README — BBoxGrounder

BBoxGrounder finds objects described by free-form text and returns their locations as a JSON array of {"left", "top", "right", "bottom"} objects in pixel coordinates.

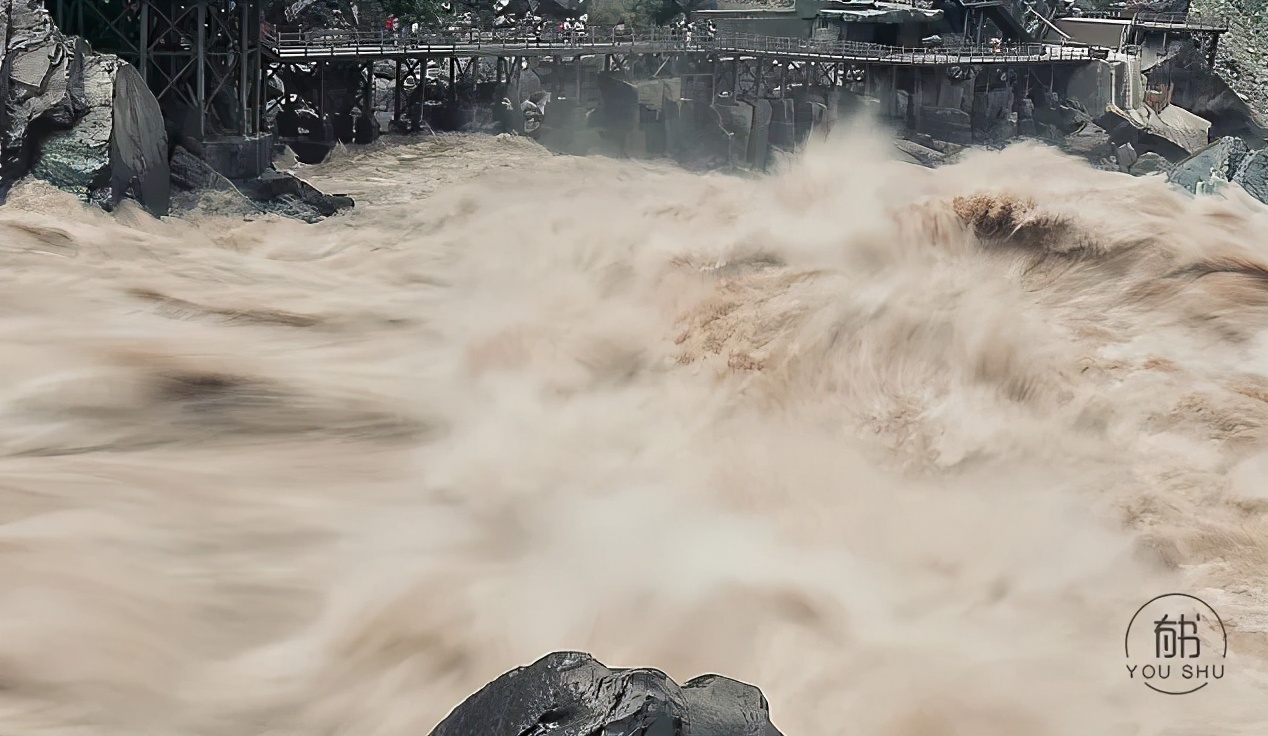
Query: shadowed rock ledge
[{"left": 429, "top": 652, "right": 785, "bottom": 736}]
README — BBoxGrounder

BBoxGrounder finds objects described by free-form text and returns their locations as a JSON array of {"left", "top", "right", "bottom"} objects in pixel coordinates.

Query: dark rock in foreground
[{"left": 429, "top": 652, "right": 784, "bottom": 736}]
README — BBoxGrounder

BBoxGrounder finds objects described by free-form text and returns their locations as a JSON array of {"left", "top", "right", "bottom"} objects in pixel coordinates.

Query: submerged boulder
[
  {"left": 234, "top": 169, "right": 353, "bottom": 223},
  {"left": 428, "top": 652, "right": 783, "bottom": 736}
]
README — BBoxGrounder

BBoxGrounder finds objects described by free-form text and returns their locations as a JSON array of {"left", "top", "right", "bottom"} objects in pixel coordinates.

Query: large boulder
[
  {"left": 1145, "top": 43, "right": 1268, "bottom": 144},
  {"left": 1166, "top": 136, "right": 1268, "bottom": 206},
  {"left": 1093, "top": 101, "right": 1211, "bottom": 161},
  {"left": 108, "top": 61, "right": 169, "bottom": 213},
  {"left": 1167, "top": 135, "right": 1251, "bottom": 194},
  {"left": 428, "top": 652, "right": 783, "bottom": 736},
  {"left": 1231, "top": 149, "right": 1268, "bottom": 205},
  {"left": 1, "top": 0, "right": 169, "bottom": 214}
]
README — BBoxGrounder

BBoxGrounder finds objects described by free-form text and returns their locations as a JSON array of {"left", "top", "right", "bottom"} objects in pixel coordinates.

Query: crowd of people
[{"left": 371, "top": 12, "right": 716, "bottom": 46}]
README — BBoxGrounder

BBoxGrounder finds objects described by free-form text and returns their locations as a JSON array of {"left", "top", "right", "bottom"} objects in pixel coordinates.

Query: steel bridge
[
  {"left": 44, "top": 0, "right": 1142, "bottom": 148},
  {"left": 262, "top": 27, "right": 1107, "bottom": 67}
]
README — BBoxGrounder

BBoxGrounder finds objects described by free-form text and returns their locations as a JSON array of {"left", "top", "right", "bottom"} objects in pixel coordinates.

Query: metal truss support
[
  {"left": 735, "top": 56, "right": 767, "bottom": 101},
  {"left": 605, "top": 54, "right": 629, "bottom": 73},
  {"left": 52, "top": 0, "right": 139, "bottom": 57},
  {"left": 806, "top": 61, "right": 840, "bottom": 88},
  {"left": 711, "top": 55, "right": 736, "bottom": 102},
  {"left": 389, "top": 58, "right": 432, "bottom": 125},
  {"left": 51, "top": 0, "right": 263, "bottom": 140}
]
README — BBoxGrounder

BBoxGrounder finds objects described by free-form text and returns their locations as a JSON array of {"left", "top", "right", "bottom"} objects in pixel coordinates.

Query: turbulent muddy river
[{"left": 2, "top": 131, "right": 1268, "bottom": 734}]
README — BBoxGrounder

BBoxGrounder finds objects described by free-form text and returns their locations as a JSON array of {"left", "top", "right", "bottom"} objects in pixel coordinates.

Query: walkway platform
[{"left": 263, "top": 29, "right": 1107, "bottom": 66}]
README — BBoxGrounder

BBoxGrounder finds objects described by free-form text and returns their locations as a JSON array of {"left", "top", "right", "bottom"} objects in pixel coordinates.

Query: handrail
[
  {"left": 709, "top": 31, "right": 1104, "bottom": 61},
  {"left": 1133, "top": 10, "right": 1228, "bottom": 28},
  {"left": 261, "top": 26, "right": 1131, "bottom": 63},
  {"left": 1063, "top": 8, "right": 1228, "bottom": 29},
  {"left": 264, "top": 26, "right": 693, "bottom": 54}
]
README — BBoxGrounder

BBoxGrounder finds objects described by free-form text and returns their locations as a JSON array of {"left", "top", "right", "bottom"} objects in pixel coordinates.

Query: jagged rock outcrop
[
  {"left": 168, "top": 144, "right": 355, "bottom": 222},
  {"left": 234, "top": 169, "right": 354, "bottom": 223},
  {"left": 1, "top": 0, "right": 169, "bottom": 214},
  {"left": 1130, "top": 151, "right": 1175, "bottom": 175},
  {"left": 1093, "top": 102, "right": 1212, "bottom": 160},
  {"left": 170, "top": 144, "right": 238, "bottom": 193},
  {"left": 1145, "top": 42, "right": 1268, "bottom": 144},
  {"left": 268, "top": 0, "right": 362, "bottom": 30},
  {"left": 1167, "top": 135, "right": 1268, "bottom": 204},
  {"left": 429, "top": 652, "right": 784, "bottom": 736},
  {"left": 0, "top": 0, "right": 80, "bottom": 189},
  {"left": 104, "top": 60, "right": 169, "bottom": 213}
]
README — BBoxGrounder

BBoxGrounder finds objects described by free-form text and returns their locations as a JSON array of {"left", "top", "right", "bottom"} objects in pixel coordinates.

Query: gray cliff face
[
  {"left": 1190, "top": 0, "right": 1268, "bottom": 114},
  {"left": 0, "top": 0, "right": 170, "bottom": 215}
]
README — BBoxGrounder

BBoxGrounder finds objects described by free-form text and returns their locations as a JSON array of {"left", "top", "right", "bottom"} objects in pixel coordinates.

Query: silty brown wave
[{"left": 2, "top": 129, "right": 1268, "bottom": 736}]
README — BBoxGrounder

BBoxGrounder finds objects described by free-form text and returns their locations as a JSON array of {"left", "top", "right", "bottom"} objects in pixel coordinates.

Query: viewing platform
[{"left": 262, "top": 28, "right": 1115, "bottom": 66}]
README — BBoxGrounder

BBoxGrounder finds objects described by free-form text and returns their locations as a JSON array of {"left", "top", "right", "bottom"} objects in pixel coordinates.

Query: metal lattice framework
[{"left": 50, "top": 0, "right": 263, "bottom": 140}]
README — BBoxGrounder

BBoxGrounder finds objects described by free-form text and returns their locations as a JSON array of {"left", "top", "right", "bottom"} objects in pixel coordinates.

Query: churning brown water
[{"left": 3, "top": 129, "right": 1268, "bottom": 735}]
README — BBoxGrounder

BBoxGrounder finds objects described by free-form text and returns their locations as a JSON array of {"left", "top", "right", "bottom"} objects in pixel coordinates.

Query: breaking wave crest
[{"left": 2, "top": 129, "right": 1268, "bottom": 735}]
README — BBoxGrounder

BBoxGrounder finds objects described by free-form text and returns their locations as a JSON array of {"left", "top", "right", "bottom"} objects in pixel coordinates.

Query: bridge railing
[
  {"left": 1132, "top": 10, "right": 1228, "bottom": 28},
  {"left": 261, "top": 25, "right": 1129, "bottom": 64},
  {"left": 710, "top": 31, "right": 1101, "bottom": 62},
  {"left": 1064, "top": 8, "right": 1228, "bottom": 29},
  {"left": 263, "top": 26, "right": 693, "bottom": 55}
]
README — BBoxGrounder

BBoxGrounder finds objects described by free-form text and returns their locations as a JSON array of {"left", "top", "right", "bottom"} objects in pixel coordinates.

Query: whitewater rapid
[{"left": 1, "top": 130, "right": 1267, "bottom": 735}]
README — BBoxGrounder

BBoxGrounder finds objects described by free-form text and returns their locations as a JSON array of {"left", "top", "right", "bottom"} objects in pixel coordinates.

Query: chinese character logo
[
  {"left": 1154, "top": 613, "right": 1202, "bottom": 659},
  {"left": 1126, "top": 594, "right": 1227, "bottom": 695}
]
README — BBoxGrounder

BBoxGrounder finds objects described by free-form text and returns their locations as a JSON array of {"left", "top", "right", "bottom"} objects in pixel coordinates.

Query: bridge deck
[
  {"left": 264, "top": 30, "right": 1107, "bottom": 66},
  {"left": 1074, "top": 9, "right": 1229, "bottom": 32},
  {"left": 1133, "top": 19, "right": 1228, "bottom": 32}
]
